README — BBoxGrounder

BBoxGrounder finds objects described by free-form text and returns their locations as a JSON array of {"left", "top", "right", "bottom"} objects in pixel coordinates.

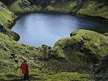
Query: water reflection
[{"left": 12, "top": 13, "right": 108, "bottom": 46}]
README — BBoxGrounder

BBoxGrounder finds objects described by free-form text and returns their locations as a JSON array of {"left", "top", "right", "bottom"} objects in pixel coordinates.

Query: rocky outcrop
[{"left": 52, "top": 29, "right": 108, "bottom": 72}]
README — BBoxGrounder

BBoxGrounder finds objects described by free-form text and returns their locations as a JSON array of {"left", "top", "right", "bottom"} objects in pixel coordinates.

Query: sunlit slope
[
  {"left": 0, "top": 2, "right": 15, "bottom": 28},
  {"left": 0, "top": 31, "right": 92, "bottom": 81},
  {"left": 8, "top": 0, "right": 108, "bottom": 19}
]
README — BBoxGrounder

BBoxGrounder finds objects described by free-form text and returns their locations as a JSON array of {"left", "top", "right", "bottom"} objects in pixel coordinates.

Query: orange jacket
[{"left": 20, "top": 63, "right": 29, "bottom": 74}]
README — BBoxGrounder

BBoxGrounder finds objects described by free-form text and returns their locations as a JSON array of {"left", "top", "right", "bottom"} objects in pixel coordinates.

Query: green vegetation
[
  {"left": 0, "top": 0, "right": 108, "bottom": 81},
  {"left": 0, "top": 2, "right": 15, "bottom": 28},
  {"left": 8, "top": 0, "right": 108, "bottom": 19},
  {"left": 9, "top": 0, "right": 41, "bottom": 14},
  {"left": 9, "top": 0, "right": 77, "bottom": 14},
  {"left": 0, "top": 30, "right": 94, "bottom": 81},
  {"left": 45, "top": 72, "right": 91, "bottom": 81},
  {"left": 0, "top": 72, "right": 91, "bottom": 81},
  {"left": 0, "top": 29, "right": 107, "bottom": 81},
  {"left": 52, "top": 29, "right": 108, "bottom": 74},
  {"left": 54, "top": 29, "right": 108, "bottom": 59},
  {"left": 79, "top": 0, "right": 108, "bottom": 19}
]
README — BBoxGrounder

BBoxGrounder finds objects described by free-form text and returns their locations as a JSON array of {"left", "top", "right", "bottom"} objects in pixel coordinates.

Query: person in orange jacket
[{"left": 20, "top": 60, "right": 29, "bottom": 80}]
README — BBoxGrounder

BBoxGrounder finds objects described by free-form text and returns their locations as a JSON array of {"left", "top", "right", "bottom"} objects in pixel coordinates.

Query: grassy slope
[
  {"left": 0, "top": 32, "right": 92, "bottom": 81},
  {"left": 0, "top": 2, "right": 16, "bottom": 28},
  {"left": 0, "top": 29, "right": 107, "bottom": 81},
  {"left": 79, "top": 0, "right": 108, "bottom": 19},
  {"left": 54, "top": 29, "right": 108, "bottom": 59},
  {"left": 9, "top": 0, "right": 76, "bottom": 13},
  {"left": 0, "top": 1, "right": 19, "bottom": 41},
  {"left": 9, "top": 0, "right": 108, "bottom": 19},
  {"left": 9, "top": 0, "right": 41, "bottom": 14}
]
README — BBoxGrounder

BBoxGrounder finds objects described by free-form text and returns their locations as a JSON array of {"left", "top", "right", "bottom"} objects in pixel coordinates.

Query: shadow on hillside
[{"left": 0, "top": 74, "right": 42, "bottom": 81}]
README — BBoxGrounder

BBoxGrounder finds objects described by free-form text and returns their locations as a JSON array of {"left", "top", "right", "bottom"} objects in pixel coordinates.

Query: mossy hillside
[
  {"left": 53, "top": 29, "right": 108, "bottom": 64},
  {"left": 45, "top": 72, "right": 91, "bottom": 81},
  {"left": 0, "top": 1, "right": 16, "bottom": 28},
  {"left": 47, "top": 0, "right": 108, "bottom": 19},
  {"left": 46, "top": 0, "right": 76, "bottom": 12},
  {"left": 9, "top": 0, "right": 108, "bottom": 19},
  {"left": 0, "top": 32, "right": 44, "bottom": 72},
  {"left": 0, "top": 72, "right": 91, "bottom": 81},
  {"left": 78, "top": 0, "right": 108, "bottom": 19},
  {"left": 0, "top": 32, "right": 93, "bottom": 81},
  {"left": 9, "top": 0, "right": 41, "bottom": 14},
  {"left": 41, "top": 29, "right": 108, "bottom": 73},
  {"left": 9, "top": 0, "right": 76, "bottom": 13},
  {"left": 45, "top": 0, "right": 108, "bottom": 19}
]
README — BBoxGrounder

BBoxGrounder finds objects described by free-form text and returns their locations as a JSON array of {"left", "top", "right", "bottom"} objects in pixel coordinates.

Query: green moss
[
  {"left": 0, "top": 33, "right": 43, "bottom": 72},
  {"left": 9, "top": 0, "right": 77, "bottom": 13},
  {"left": 46, "top": 0, "right": 76, "bottom": 12},
  {"left": 9, "top": 0, "right": 108, "bottom": 19},
  {"left": 0, "top": 72, "right": 91, "bottom": 81},
  {"left": 78, "top": 0, "right": 108, "bottom": 19},
  {"left": 0, "top": 32, "right": 94, "bottom": 81},
  {"left": 54, "top": 29, "right": 108, "bottom": 62},
  {"left": 0, "top": 32, "right": 92, "bottom": 81},
  {"left": 0, "top": 2, "right": 16, "bottom": 28},
  {"left": 46, "top": 72, "right": 91, "bottom": 81},
  {"left": 9, "top": 0, "right": 41, "bottom": 14}
]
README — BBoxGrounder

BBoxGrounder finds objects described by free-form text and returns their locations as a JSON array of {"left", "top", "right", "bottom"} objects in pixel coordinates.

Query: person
[{"left": 20, "top": 60, "right": 29, "bottom": 80}]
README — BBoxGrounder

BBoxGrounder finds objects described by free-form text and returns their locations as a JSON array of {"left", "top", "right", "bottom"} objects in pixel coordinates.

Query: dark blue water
[{"left": 12, "top": 13, "right": 108, "bottom": 46}]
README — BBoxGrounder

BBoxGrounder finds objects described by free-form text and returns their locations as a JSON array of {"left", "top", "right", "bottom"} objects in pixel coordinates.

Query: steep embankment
[
  {"left": 54, "top": 29, "right": 108, "bottom": 58},
  {"left": 0, "top": 1, "right": 15, "bottom": 28},
  {"left": 52, "top": 29, "right": 108, "bottom": 71},
  {"left": 78, "top": 0, "right": 108, "bottom": 19},
  {"left": 0, "top": 1, "right": 19, "bottom": 41},
  {"left": 8, "top": 0, "right": 108, "bottom": 19}
]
